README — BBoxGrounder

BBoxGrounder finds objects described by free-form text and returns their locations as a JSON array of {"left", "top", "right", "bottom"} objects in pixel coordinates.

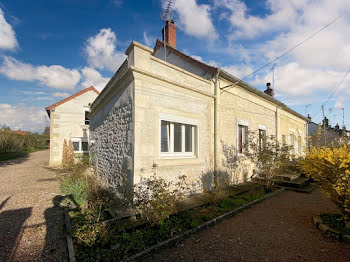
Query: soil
[
  {"left": 143, "top": 190, "right": 350, "bottom": 262},
  {"left": 0, "top": 150, "right": 68, "bottom": 261}
]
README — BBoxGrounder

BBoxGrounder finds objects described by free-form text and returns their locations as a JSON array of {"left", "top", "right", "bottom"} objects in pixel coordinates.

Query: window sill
[{"left": 157, "top": 157, "right": 202, "bottom": 167}]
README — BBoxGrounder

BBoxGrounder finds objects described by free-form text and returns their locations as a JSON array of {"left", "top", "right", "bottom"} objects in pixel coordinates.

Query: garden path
[
  {"left": 0, "top": 150, "right": 67, "bottom": 261},
  {"left": 144, "top": 190, "right": 350, "bottom": 262}
]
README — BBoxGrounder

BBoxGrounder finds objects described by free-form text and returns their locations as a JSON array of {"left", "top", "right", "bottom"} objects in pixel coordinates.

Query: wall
[
  {"left": 49, "top": 90, "right": 98, "bottom": 166},
  {"left": 89, "top": 75, "right": 134, "bottom": 193}
]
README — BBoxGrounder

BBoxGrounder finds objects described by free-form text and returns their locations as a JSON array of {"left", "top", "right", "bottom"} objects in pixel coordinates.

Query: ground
[
  {"left": 0, "top": 150, "right": 68, "bottom": 262},
  {"left": 143, "top": 190, "right": 350, "bottom": 262}
]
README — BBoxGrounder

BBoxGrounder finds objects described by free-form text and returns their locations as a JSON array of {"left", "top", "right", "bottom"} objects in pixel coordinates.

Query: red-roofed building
[{"left": 45, "top": 86, "right": 100, "bottom": 166}]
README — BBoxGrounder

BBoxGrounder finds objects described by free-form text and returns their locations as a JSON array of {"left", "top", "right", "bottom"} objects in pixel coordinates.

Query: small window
[
  {"left": 238, "top": 124, "right": 248, "bottom": 153},
  {"left": 259, "top": 129, "right": 266, "bottom": 151},
  {"left": 160, "top": 119, "right": 197, "bottom": 157},
  {"left": 82, "top": 142, "right": 89, "bottom": 152},
  {"left": 290, "top": 132, "right": 295, "bottom": 154},
  {"left": 298, "top": 135, "right": 301, "bottom": 154},
  {"left": 282, "top": 135, "right": 286, "bottom": 147},
  {"left": 85, "top": 110, "right": 90, "bottom": 125},
  {"left": 73, "top": 142, "right": 80, "bottom": 152}
]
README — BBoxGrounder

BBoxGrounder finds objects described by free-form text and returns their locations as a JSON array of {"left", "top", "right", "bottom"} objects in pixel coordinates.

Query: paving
[
  {"left": 0, "top": 150, "right": 68, "bottom": 262},
  {"left": 143, "top": 190, "right": 350, "bottom": 262}
]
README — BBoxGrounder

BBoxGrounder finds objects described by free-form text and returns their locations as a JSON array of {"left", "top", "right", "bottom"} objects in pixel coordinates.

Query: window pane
[
  {"left": 238, "top": 125, "right": 243, "bottom": 153},
  {"left": 161, "top": 121, "right": 170, "bottom": 152},
  {"left": 185, "top": 125, "right": 192, "bottom": 152},
  {"left": 85, "top": 111, "right": 89, "bottom": 125},
  {"left": 82, "top": 142, "right": 89, "bottom": 152},
  {"left": 174, "top": 123, "right": 182, "bottom": 152},
  {"left": 73, "top": 142, "right": 79, "bottom": 151}
]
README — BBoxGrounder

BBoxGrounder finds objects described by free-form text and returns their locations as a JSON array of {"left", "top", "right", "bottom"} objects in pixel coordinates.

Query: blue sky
[{"left": 0, "top": 0, "right": 350, "bottom": 132}]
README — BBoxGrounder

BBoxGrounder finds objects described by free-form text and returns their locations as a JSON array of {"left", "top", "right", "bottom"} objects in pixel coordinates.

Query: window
[
  {"left": 298, "top": 135, "right": 301, "bottom": 154},
  {"left": 73, "top": 142, "right": 80, "bottom": 152},
  {"left": 259, "top": 129, "right": 266, "bottom": 151},
  {"left": 282, "top": 135, "right": 286, "bottom": 147},
  {"left": 71, "top": 138, "right": 89, "bottom": 153},
  {"left": 84, "top": 110, "right": 90, "bottom": 125},
  {"left": 238, "top": 124, "right": 249, "bottom": 153},
  {"left": 160, "top": 117, "right": 197, "bottom": 158},
  {"left": 290, "top": 132, "right": 294, "bottom": 154}
]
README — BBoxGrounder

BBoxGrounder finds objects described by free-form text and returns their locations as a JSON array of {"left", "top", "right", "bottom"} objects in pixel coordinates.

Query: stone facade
[{"left": 89, "top": 41, "right": 307, "bottom": 193}]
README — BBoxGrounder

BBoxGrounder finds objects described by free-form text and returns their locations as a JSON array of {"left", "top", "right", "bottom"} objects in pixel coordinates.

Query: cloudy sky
[{"left": 0, "top": 0, "right": 350, "bottom": 132}]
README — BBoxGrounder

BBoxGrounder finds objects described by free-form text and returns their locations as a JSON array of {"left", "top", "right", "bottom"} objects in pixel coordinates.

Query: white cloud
[
  {"left": 222, "top": 64, "right": 254, "bottom": 79},
  {"left": 81, "top": 67, "right": 110, "bottom": 91},
  {"left": 143, "top": 31, "right": 155, "bottom": 47},
  {"left": 0, "top": 103, "right": 49, "bottom": 132},
  {"left": 111, "top": 0, "right": 123, "bottom": 7},
  {"left": 172, "top": 0, "right": 217, "bottom": 40},
  {"left": 52, "top": 92, "right": 70, "bottom": 98},
  {"left": 0, "top": 56, "right": 81, "bottom": 89},
  {"left": 0, "top": 8, "right": 18, "bottom": 50},
  {"left": 85, "top": 28, "right": 126, "bottom": 72}
]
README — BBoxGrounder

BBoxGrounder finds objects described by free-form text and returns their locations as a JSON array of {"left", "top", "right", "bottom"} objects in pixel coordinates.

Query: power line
[{"left": 221, "top": 15, "right": 342, "bottom": 91}]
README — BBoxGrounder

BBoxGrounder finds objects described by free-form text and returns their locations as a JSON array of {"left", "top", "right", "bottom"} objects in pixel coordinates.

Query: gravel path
[
  {"left": 0, "top": 150, "right": 68, "bottom": 262},
  {"left": 144, "top": 190, "right": 350, "bottom": 262}
]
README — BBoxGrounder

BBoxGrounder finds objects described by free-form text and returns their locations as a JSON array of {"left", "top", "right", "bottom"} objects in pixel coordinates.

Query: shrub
[
  {"left": 134, "top": 168, "right": 190, "bottom": 225},
  {"left": 60, "top": 173, "right": 88, "bottom": 208},
  {"left": 299, "top": 144, "right": 350, "bottom": 228}
]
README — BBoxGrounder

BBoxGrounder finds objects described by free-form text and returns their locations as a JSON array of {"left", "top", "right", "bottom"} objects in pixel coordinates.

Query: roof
[
  {"left": 12, "top": 130, "right": 30, "bottom": 135},
  {"left": 154, "top": 40, "right": 218, "bottom": 75},
  {"left": 45, "top": 86, "right": 100, "bottom": 112},
  {"left": 153, "top": 40, "right": 307, "bottom": 122}
]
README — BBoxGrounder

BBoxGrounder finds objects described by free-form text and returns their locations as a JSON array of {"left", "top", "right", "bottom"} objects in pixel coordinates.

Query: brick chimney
[
  {"left": 322, "top": 117, "right": 329, "bottom": 128},
  {"left": 264, "top": 82, "right": 274, "bottom": 97},
  {"left": 162, "top": 20, "right": 177, "bottom": 48}
]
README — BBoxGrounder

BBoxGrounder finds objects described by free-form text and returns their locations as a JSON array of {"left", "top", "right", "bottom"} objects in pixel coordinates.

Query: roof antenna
[{"left": 161, "top": 0, "right": 174, "bottom": 62}]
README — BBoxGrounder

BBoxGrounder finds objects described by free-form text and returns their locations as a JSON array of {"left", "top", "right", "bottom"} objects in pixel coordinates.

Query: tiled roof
[{"left": 45, "top": 86, "right": 100, "bottom": 111}]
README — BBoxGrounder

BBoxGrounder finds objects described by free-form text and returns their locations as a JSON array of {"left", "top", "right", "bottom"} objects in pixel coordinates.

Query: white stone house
[
  {"left": 45, "top": 86, "right": 100, "bottom": 167},
  {"left": 89, "top": 21, "right": 308, "bottom": 192}
]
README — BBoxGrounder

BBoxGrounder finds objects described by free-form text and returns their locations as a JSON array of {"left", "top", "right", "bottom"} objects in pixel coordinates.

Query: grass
[
  {"left": 320, "top": 214, "right": 350, "bottom": 235},
  {"left": 0, "top": 148, "right": 43, "bottom": 162},
  {"left": 70, "top": 186, "right": 271, "bottom": 261}
]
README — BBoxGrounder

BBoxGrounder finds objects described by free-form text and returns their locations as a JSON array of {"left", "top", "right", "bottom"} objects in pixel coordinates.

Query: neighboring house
[
  {"left": 45, "top": 86, "right": 100, "bottom": 167},
  {"left": 12, "top": 130, "right": 31, "bottom": 136},
  {"left": 89, "top": 21, "right": 308, "bottom": 192},
  {"left": 308, "top": 116, "right": 350, "bottom": 146}
]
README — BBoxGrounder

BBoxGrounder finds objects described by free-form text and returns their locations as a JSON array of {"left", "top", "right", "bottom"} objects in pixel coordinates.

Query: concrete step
[
  {"left": 277, "top": 184, "right": 316, "bottom": 194},
  {"left": 275, "top": 173, "right": 300, "bottom": 181},
  {"left": 277, "top": 177, "right": 311, "bottom": 188}
]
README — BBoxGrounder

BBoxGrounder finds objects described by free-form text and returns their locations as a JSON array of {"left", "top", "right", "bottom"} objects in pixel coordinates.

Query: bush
[
  {"left": 0, "top": 129, "right": 47, "bottom": 153},
  {"left": 134, "top": 169, "right": 190, "bottom": 225},
  {"left": 60, "top": 173, "right": 88, "bottom": 208},
  {"left": 299, "top": 144, "right": 350, "bottom": 228}
]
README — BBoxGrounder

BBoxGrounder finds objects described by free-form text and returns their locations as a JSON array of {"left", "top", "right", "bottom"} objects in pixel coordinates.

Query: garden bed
[
  {"left": 68, "top": 186, "right": 284, "bottom": 261},
  {"left": 313, "top": 213, "right": 350, "bottom": 243}
]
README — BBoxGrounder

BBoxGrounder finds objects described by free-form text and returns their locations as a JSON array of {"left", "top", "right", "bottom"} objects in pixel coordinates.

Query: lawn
[{"left": 0, "top": 152, "right": 28, "bottom": 162}]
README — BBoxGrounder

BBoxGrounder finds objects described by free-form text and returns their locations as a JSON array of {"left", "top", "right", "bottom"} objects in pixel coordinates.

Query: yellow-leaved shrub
[{"left": 299, "top": 144, "right": 350, "bottom": 228}]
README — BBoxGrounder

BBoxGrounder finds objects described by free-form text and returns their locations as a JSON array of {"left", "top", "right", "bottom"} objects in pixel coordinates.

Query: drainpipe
[
  {"left": 214, "top": 69, "right": 220, "bottom": 183},
  {"left": 275, "top": 106, "right": 279, "bottom": 144}
]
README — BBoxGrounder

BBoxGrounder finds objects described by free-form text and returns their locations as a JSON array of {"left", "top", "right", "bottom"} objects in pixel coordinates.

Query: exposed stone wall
[{"left": 90, "top": 83, "right": 134, "bottom": 192}]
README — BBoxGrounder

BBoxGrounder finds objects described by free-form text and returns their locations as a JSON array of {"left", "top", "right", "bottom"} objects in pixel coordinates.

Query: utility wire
[
  {"left": 221, "top": 15, "right": 342, "bottom": 91},
  {"left": 312, "top": 68, "right": 350, "bottom": 120}
]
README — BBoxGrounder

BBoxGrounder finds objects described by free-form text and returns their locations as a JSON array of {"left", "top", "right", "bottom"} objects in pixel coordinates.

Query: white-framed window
[
  {"left": 71, "top": 137, "right": 89, "bottom": 153},
  {"left": 290, "top": 131, "right": 295, "bottom": 154},
  {"left": 282, "top": 134, "right": 286, "bottom": 147},
  {"left": 84, "top": 108, "right": 90, "bottom": 125},
  {"left": 159, "top": 114, "right": 198, "bottom": 158},
  {"left": 258, "top": 125, "right": 266, "bottom": 152},
  {"left": 237, "top": 119, "right": 249, "bottom": 154}
]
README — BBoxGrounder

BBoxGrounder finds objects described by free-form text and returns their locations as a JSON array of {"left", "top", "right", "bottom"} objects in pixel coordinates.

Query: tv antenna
[{"left": 161, "top": 0, "right": 174, "bottom": 62}]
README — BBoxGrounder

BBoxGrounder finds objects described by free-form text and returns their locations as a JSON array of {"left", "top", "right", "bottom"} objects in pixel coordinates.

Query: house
[
  {"left": 89, "top": 21, "right": 308, "bottom": 192},
  {"left": 308, "top": 116, "right": 350, "bottom": 146},
  {"left": 45, "top": 86, "right": 100, "bottom": 167}
]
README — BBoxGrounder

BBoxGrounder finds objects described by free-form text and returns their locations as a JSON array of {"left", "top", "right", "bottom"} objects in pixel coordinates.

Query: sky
[{"left": 0, "top": 0, "right": 350, "bottom": 133}]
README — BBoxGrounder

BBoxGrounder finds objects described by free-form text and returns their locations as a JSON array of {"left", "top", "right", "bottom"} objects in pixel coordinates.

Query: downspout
[
  {"left": 275, "top": 106, "right": 279, "bottom": 144},
  {"left": 214, "top": 69, "right": 220, "bottom": 183}
]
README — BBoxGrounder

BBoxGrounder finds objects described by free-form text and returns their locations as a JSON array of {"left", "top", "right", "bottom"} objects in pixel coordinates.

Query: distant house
[
  {"left": 89, "top": 21, "right": 308, "bottom": 192},
  {"left": 12, "top": 130, "right": 31, "bottom": 136},
  {"left": 45, "top": 86, "right": 100, "bottom": 167}
]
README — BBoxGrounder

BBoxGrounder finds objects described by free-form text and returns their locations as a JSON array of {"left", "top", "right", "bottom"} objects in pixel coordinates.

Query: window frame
[
  {"left": 71, "top": 137, "right": 89, "bottom": 153},
  {"left": 83, "top": 107, "right": 90, "bottom": 126},
  {"left": 237, "top": 118, "right": 249, "bottom": 154},
  {"left": 159, "top": 113, "right": 199, "bottom": 159},
  {"left": 258, "top": 125, "right": 267, "bottom": 152}
]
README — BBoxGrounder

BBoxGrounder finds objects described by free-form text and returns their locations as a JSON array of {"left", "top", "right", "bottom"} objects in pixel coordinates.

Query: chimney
[
  {"left": 307, "top": 114, "right": 312, "bottom": 122},
  {"left": 264, "top": 82, "right": 274, "bottom": 97},
  {"left": 322, "top": 117, "right": 329, "bottom": 128},
  {"left": 335, "top": 124, "right": 340, "bottom": 130},
  {"left": 162, "top": 20, "right": 177, "bottom": 48}
]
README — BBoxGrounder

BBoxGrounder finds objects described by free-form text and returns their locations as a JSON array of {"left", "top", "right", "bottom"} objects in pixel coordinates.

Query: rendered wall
[{"left": 49, "top": 90, "right": 98, "bottom": 166}]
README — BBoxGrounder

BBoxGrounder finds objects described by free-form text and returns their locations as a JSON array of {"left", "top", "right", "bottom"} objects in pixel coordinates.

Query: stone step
[
  {"left": 275, "top": 173, "right": 300, "bottom": 181},
  {"left": 277, "top": 184, "right": 316, "bottom": 194},
  {"left": 277, "top": 177, "right": 311, "bottom": 188}
]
